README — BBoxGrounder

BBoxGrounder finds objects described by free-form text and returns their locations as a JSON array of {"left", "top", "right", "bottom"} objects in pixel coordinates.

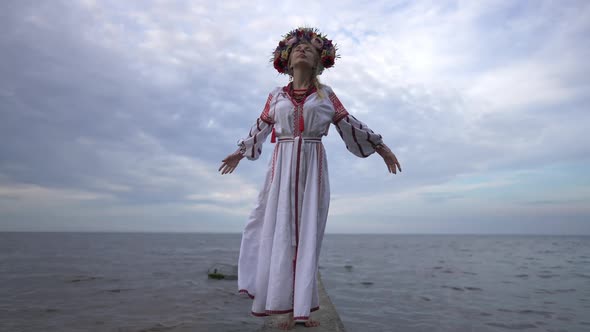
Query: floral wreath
[{"left": 272, "top": 27, "right": 338, "bottom": 75}]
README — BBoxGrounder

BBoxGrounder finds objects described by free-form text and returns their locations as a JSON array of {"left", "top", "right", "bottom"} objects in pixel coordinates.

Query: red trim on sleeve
[
  {"left": 260, "top": 93, "right": 274, "bottom": 124},
  {"left": 329, "top": 91, "right": 349, "bottom": 123}
]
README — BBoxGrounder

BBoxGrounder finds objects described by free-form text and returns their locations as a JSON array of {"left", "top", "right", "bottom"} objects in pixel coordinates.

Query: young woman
[{"left": 219, "top": 27, "right": 401, "bottom": 330}]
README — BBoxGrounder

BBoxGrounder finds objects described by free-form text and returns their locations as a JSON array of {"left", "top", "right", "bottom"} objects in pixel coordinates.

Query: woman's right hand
[
  {"left": 219, "top": 150, "right": 244, "bottom": 174},
  {"left": 375, "top": 143, "right": 402, "bottom": 174}
]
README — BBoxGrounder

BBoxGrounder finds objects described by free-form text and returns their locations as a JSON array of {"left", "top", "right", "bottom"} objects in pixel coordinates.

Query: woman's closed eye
[{"left": 295, "top": 46, "right": 312, "bottom": 52}]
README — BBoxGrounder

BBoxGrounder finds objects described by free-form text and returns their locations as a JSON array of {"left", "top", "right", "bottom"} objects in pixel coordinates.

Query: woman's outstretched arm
[{"left": 218, "top": 90, "right": 279, "bottom": 175}]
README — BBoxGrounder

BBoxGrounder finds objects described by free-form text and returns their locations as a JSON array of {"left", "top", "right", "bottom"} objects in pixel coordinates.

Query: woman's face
[{"left": 289, "top": 42, "right": 318, "bottom": 72}]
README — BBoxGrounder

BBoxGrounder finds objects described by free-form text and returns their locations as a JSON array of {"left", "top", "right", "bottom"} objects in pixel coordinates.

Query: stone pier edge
[{"left": 258, "top": 273, "right": 347, "bottom": 331}]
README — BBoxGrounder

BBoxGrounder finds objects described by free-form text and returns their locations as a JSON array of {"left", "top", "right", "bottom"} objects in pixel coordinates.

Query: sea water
[{"left": 0, "top": 232, "right": 588, "bottom": 332}]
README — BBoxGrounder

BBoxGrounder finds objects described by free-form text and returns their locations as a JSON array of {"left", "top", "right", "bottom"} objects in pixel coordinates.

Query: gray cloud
[{"left": 1, "top": 0, "right": 589, "bottom": 233}]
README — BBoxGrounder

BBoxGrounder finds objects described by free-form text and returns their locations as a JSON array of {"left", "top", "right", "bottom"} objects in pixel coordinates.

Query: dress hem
[
  {"left": 238, "top": 289, "right": 255, "bottom": 299},
  {"left": 250, "top": 306, "right": 320, "bottom": 318}
]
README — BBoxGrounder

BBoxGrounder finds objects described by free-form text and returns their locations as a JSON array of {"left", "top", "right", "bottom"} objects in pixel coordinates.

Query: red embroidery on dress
[
  {"left": 270, "top": 127, "right": 276, "bottom": 143},
  {"left": 329, "top": 91, "right": 349, "bottom": 123},
  {"left": 250, "top": 306, "right": 319, "bottom": 318},
  {"left": 299, "top": 111, "right": 305, "bottom": 132},
  {"left": 262, "top": 309, "right": 293, "bottom": 315},
  {"left": 318, "top": 144, "right": 323, "bottom": 192},
  {"left": 283, "top": 83, "right": 315, "bottom": 137},
  {"left": 294, "top": 105, "right": 303, "bottom": 137},
  {"left": 271, "top": 144, "right": 279, "bottom": 182},
  {"left": 292, "top": 138, "right": 302, "bottom": 309},
  {"left": 260, "top": 93, "right": 274, "bottom": 124},
  {"left": 238, "top": 289, "right": 255, "bottom": 299}
]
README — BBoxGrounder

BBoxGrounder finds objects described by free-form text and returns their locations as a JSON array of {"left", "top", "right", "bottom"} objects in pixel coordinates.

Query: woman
[{"left": 219, "top": 27, "right": 401, "bottom": 330}]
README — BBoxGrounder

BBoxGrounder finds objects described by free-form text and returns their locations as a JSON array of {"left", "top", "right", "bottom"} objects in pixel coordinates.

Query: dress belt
[{"left": 278, "top": 137, "right": 322, "bottom": 143}]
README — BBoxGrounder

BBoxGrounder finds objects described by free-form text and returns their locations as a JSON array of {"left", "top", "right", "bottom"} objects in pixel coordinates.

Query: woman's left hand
[
  {"left": 376, "top": 144, "right": 402, "bottom": 174},
  {"left": 219, "top": 149, "right": 244, "bottom": 175}
]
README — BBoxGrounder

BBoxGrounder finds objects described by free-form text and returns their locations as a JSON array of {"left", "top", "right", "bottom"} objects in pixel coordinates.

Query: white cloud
[
  {"left": 1, "top": 0, "right": 589, "bottom": 233},
  {"left": 0, "top": 183, "right": 114, "bottom": 205}
]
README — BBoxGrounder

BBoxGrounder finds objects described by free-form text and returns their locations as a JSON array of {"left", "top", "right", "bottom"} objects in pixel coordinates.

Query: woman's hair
[
  {"left": 288, "top": 41, "right": 325, "bottom": 99},
  {"left": 312, "top": 75, "right": 324, "bottom": 99}
]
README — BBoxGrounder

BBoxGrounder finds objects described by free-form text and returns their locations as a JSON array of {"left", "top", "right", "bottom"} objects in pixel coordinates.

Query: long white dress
[{"left": 237, "top": 83, "right": 383, "bottom": 321}]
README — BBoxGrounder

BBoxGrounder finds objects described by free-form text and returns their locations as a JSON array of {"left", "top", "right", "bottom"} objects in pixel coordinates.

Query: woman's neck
[{"left": 291, "top": 67, "right": 313, "bottom": 90}]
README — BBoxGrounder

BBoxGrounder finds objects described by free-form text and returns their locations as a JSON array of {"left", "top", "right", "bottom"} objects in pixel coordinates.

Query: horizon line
[{"left": 1, "top": 230, "right": 588, "bottom": 236}]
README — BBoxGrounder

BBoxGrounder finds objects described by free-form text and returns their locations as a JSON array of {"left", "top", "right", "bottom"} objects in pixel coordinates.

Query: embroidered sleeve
[
  {"left": 329, "top": 91, "right": 349, "bottom": 124},
  {"left": 260, "top": 93, "right": 275, "bottom": 124},
  {"left": 327, "top": 88, "right": 383, "bottom": 158},
  {"left": 237, "top": 91, "right": 276, "bottom": 160}
]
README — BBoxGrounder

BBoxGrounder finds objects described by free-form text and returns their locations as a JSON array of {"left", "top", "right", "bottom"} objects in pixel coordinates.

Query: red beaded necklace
[
  {"left": 292, "top": 88, "right": 308, "bottom": 102},
  {"left": 287, "top": 83, "right": 315, "bottom": 103}
]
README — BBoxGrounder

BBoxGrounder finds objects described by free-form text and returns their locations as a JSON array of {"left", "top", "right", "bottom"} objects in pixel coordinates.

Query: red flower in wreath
[
  {"left": 321, "top": 56, "right": 335, "bottom": 68},
  {"left": 273, "top": 57, "right": 284, "bottom": 73}
]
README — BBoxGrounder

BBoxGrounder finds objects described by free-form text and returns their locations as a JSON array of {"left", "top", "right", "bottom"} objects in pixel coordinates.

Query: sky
[{"left": 1, "top": 0, "right": 589, "bottom": 234}]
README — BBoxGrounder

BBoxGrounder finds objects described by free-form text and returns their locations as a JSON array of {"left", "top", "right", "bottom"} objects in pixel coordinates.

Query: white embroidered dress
[{"left": 237, "top": 84, "right": 383, "bottom": 321}]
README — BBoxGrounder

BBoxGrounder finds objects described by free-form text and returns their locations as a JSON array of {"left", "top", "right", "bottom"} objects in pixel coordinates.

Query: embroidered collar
[{"left": 283, "top": 83, "right": 317, "bottom": 104}]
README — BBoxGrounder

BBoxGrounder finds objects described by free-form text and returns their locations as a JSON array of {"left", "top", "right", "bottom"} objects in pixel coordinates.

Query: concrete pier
[{"left": 257, "top": 275, "right": 347, "bottom": 331}]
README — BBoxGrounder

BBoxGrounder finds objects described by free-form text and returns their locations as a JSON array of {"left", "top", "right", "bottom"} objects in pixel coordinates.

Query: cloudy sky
[{"left": 1, "top": 0, "right": 589, "bottom": 234}]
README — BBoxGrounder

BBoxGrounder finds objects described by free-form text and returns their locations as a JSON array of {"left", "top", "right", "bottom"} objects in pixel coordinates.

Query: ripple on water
[
  {"left": 535, "top": 288, "right": 576, "bottom": 294},
  {"left": 497, "top": 308, "right": 554, "bottom": 319},
  {"left": 440, "top": 285, "right": 482, "bottom": 291},
  {"left": 136, "top": 322, "right": 183, "bottom": 331},
  {"left": 67, "top": 275, "right": 102, "bottom": 283},
  {"left": 516, "top": 309, "right": 554, "bottom": 318},
  {"left": 547, "top": 265, "right": 563, "bottom": 269},
  {"left": 556, "top": 316, "right": 573, "bottom": 322},
  {"left": 485, "top": 322, "right": 537, "bottom": 330}
]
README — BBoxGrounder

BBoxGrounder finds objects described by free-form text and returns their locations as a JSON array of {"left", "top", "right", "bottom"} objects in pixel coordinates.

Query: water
[
  {"left": 1, "top": 233, "right": 589, "bottom": 332},
  {"left": 0, "top": 232, "right": 257, "bottom": 332},
  {"left": 320, "top": 234, "right": 590, "bottom": 332}
]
